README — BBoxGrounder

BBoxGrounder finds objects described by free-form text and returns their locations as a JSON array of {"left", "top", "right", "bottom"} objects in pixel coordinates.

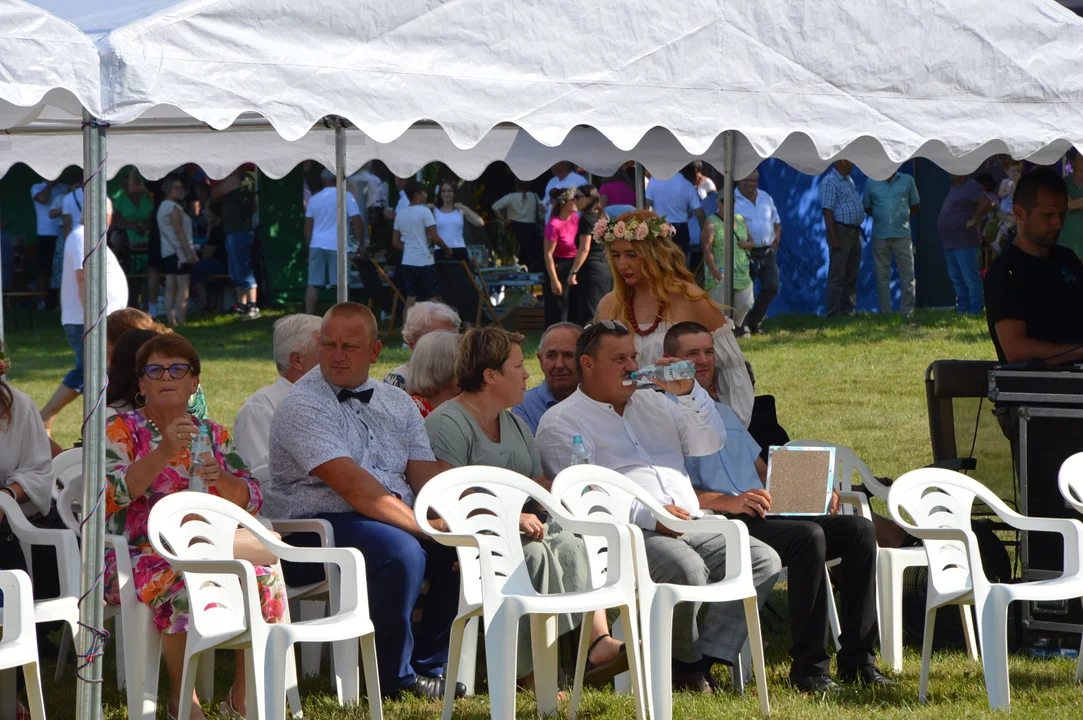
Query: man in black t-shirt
[
  {"left": 984, "top": 168, "right": 1083, "bottom": 364},
  {"left": 983, "top": 167, "right": 1083, "bottom": 572}
]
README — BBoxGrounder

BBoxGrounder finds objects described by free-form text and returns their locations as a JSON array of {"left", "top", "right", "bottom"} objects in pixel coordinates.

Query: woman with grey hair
[
  {"left": 384, "top": 301, "right": 462, "bottom": 389},
  {"left": 405, "top": 331, "right": 462, "bottom": 418}
]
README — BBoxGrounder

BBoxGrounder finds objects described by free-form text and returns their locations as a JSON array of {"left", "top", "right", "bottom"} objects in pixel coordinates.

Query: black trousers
[
  {"left": 745, "top": 247, "right": 781, "bottom": 330},
  {"left": 739, "top": 514, "right": 878, "bottom": 678},
  {"left": 544, "top": 258, "right": 575, "bottom": 328},
  {"left": 572, "top": 255, "right": 612, "bottom": 325}
]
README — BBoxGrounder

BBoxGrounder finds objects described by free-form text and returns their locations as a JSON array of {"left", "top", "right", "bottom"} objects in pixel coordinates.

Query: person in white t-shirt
[
  {"left": 430, "top": 181, "right": 485, "bottom": 263},
  {"left": 156, "top": 176, "right": 199, "bottom": 327},
  {"left": 40, "top": 198, "right": 129, "bottom": 435},
  {"left": 393, "top": 181, "right": 450, "bottom": 308},
  {"left": 304, "top": 169, "right": 365, "bottom": 314},
  {"left": 543, "top": 161, "right": 588, "bottom": 221}
]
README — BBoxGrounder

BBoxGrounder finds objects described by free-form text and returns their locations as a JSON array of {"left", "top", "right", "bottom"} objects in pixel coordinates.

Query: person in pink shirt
[
  {"left": 599, "top": 165, "right": 638, "bottom": 208},
  {"left": 543, "top": 187, "right": 581, "bottom": 327}
]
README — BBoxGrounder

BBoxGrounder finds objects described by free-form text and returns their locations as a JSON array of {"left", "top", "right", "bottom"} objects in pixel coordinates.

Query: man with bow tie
[{"left": 268, "top": 302, "right": 463, "bottom": 701}]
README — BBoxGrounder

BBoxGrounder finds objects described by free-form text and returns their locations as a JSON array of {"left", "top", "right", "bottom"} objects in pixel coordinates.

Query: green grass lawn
[{"left": 6, "top": 307, "right": 1081, "bottom": 718}]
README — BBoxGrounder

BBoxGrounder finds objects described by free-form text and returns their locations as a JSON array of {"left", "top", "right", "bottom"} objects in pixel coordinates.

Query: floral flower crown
[
  {"left": 557, "top": 187, "right": 576, "bottom": 204},
  {"left": 593, "top": 214, "right": 677, "bottom": 244},
  {"left": 0, "top": 350, "right": 9, "bottom": 377}
]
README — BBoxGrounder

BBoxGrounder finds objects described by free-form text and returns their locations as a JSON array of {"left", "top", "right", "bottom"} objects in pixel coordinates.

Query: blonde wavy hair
[{"left": 604, "top": 210, "right": 717, "bottom": 326}]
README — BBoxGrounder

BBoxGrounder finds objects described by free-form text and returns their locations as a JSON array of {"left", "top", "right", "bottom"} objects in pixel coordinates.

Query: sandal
[
  {"left": 219, "top": 692, "right": 246, "bottom": 720},
  {"left": 583, "top": 634, "right": 628, "bottom": 686}
]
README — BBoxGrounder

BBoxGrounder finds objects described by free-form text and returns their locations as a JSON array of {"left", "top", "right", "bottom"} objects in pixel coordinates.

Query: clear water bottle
[
  {"left": 570, "top": 435, "right": 592, "bottom": 466},
  {"left": 188, "top": 424, "right": 213, "bottom": 493},
  {"left": 624, "top": 360, "right": 696, "bottom": 386}
]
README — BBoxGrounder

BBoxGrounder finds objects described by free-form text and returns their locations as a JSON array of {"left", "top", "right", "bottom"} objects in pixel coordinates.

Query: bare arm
[
  {"left": 210, "top": 173, "right": 242, "bottom": 202},
  {"left": 1068, "top": 197, "right": 1083, "bottom": 211},
  {"left": 693, "top": 207, "right": 707, "bottom": 226},
  {"left": 404, "top": 458, "right": 443, "bottom": 495},
  {"left": 543, "top": 236, "right": 560, "bottom": 293},
  {"left": 427, "top": 225, "right": 450, "bottom": 254},
  {"left": 33, "top": 182, "right": 55, "bottom": 204},
  {"left": 303, "top": 217, "right": 314, "bottom": 247},
  {"left": 392, "top": 229, "right": 404, "bottom": 251},
  {"left": 910, "top": 203, "right": 921, "bottom": 216},
  {"left": 995, "top": 319, "right": 1083, "bottom": 365},
  {"left": 62, "top": 215, "right": 73, "bottom": 239},
  {"left": 701, "top": 221, "right": 721, "bottom": 280},
  {"left": 967, "top": 194, "right": 995, "bottom": 228},
  {"left": 455, "top": 203, "right": 485, "bottom": 228},
  {"left": 773, "top": 223, "right": 782, "bottom": 248},
  {"left": 75, "top": 269, "right": 85, "bottom": 307},
  {"left": 571, "top": 234, "right": 591, "bottom": 276},
  {"left": 169, "top": 207, "right": 196, "bottom": 262},
  {"left": 350, "top": 215, "right": 365, "bottom": 245},
  {"left": 312, "top": 457, "right": 426, "bottom": 538}
]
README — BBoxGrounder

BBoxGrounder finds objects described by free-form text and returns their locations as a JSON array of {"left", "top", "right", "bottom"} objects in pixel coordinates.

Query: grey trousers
[
  {"left": 871, "top": 236, "right": 916, "bottom": 315},
  {"left": 825, "top": 225, "right": 862, "bottom": 316},
  {"left": 642, "top": 531, "right": 781, "bottom": 664}
]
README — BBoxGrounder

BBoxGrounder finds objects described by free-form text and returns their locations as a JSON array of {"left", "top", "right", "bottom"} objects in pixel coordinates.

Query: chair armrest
[
  {"left": 838, "top": 490, "right": 874, "bottom": 521},
  {"left": 673, "top": 515, "right": 753, "bottom": 582},
  {"left": 266, "top": 518, "right": 335, "bottom": 548},
  {"left": 543, "top": 505, "right": 635, "bottom": 586}
]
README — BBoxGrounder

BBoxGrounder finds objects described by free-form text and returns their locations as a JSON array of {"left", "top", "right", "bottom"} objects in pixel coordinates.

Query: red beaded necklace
[{"left": 627, "top": 292, "right": 663, "bottom": 337}]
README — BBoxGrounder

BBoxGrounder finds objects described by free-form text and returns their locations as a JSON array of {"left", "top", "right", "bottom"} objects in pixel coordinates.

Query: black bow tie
[{"left": 337, "top": 388, "right": 374, "bottom": 404}]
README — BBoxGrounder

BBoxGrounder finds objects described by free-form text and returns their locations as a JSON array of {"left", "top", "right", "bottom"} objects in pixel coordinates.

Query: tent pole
[
  {"left": 76, "top": 110, "right": 107, "bottom": 720},
  {"left": 634, "top": 162, "right": 645, "bottom": 209},
  {"left": 335, "top": 119, "right": 348, "bottom": 302},
  {"left": 722, "top": 131, "right": 736, "bottom": 317}
]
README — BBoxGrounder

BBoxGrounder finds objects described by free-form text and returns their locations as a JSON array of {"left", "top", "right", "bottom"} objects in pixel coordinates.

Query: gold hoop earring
[{"left": 135, "top": 392, "right": 147, "bottom": 407}]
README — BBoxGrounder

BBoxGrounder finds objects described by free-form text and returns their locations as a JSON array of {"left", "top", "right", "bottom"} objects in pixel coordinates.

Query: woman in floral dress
[{"left": 104, "top": 332, "right": 284, "bottom": 720}]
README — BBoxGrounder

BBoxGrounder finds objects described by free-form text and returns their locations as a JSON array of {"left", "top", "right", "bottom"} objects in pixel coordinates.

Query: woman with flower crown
[{"left": 595, "top": 210, "right": 755, "bottom": 425}]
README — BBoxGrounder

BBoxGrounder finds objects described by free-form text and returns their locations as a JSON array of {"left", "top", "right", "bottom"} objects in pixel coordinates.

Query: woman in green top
[
  {"left": 700, "top": 193, "right": 756, "bottom": 328},
  {"left": 424, "top": 327, "right": 628, "bottom": 692},
  {"left": 110, "top": 168, "right": 155, "bottom": 264}
]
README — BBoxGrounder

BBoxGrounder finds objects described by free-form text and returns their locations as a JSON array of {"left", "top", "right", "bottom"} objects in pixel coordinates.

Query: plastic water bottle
[
  {"left": 624, "top": 360, "right": 696, "bottom": 386},
  {"left": 570, "top": 435, "right": 592, "bottom": 466},
  {"left": 188, "top": 424, "right": 213, "bottom": 493}
]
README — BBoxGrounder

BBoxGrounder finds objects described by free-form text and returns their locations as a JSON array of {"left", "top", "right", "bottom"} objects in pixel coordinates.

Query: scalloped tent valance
[{"left": 4, "top": 0, "right": 1083, "bottom": 180}]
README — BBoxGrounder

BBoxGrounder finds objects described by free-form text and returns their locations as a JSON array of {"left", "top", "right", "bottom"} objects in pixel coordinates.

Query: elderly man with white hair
[
  {"left": 40, "top": 197, "right": 128, "bottom": 435},
  {"left": 233, "top": 313, "right": 322, "bottom": 469},
  {"left": 383, "top": 301, "right": 461, "bottom": 389}
]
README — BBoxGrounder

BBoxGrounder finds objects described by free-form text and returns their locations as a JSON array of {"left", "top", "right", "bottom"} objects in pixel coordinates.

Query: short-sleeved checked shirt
[
  {"left": 266, "top": 367, "right": 434, "bottom": 518},
  {"left": 819, "top": 167, "right": 865, "bottom": 226}
]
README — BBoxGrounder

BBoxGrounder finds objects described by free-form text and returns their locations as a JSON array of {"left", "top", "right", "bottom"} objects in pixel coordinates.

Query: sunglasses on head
[
  {"left": 142, "top": 363, "right": 194, "bottom": 380},
  {"left": 586, "top": 319, "right": 627, "bottom": 331}
]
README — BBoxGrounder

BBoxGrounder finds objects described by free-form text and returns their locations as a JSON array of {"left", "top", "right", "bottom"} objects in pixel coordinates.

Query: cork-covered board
[{"left": 765, "top": 446, "right": 836, "bottom": 516}]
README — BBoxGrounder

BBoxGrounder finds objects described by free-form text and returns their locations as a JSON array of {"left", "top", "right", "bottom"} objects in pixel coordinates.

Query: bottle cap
[{"left": 573, "top": 435, "right": 583, "bottom": 443}]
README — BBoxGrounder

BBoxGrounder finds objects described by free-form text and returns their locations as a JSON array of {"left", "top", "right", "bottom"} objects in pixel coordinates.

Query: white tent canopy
[{"left": 5, "top": 0, "right": 1083, "bottom": 181}]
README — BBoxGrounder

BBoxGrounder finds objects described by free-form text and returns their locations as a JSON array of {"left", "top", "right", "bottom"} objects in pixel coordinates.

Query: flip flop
[{"left": 583, "top": 633, "right": 628, "bottom": 686}]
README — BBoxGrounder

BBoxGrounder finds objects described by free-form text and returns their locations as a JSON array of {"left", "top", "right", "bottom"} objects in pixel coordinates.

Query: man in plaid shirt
[{"left": 820, "top": 161, "right": 866, "bottom": 316}]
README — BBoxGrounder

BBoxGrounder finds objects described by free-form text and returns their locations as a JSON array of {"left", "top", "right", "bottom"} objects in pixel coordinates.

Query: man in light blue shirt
[
  {"left": 863, "top": 172, "right": 920, "bottom": 315},
  {"left": 663, "top": 322, "right": 890, "bottom": 693},
  {"left": 734, "top": 169, "right": 783, "bottom": 334},
  {"left": 820, "top": 161, "right": 866, "bottom": 317},
  {"left": 512, "top": 322, "right": 582, "bottom": 434}
]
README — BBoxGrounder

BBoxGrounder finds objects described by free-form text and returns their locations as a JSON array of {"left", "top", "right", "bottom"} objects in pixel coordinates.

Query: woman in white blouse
[
  {"left": 432, "top": 181, "right": 484, "bottom": 264},
  {"left": 0, "top": 357, "right": 55, "bottom": 532},
  {"left": 156, "top": 176, "right": 198, "bottom": 328}
]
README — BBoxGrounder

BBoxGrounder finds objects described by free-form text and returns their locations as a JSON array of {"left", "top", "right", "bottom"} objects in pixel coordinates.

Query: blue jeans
[
  {"left": 62, "top": 324, "right": 85, "bottom": 392},
  {"left": 944, "top": 247, "right": 983, "bottom": 314},
  {"left": 225, "top": 231, "right": 257, "bottom": 291},
  {"left": 319, "top": 512, "right": 460, "bottom": 693}
]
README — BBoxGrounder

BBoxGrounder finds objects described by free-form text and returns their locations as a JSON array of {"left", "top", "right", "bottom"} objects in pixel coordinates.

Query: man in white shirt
[
  {"left": 304, "top": 169, "right": 365, "bottom": 314},
  {"left": 543, "top": 162, "right": 588, "bottom": 220},
  {"left": 536, "top": 321, "right": 781, "bottom": 691},
  {"left": 645, "top": 164, "right": 708, "bottom": 259},
  {"left": 233, "top": 313, "right": 322, "bottom": 469},
  {"left": 40, "top": 199, "right": 129, "bottom": 435},
  {"left": 733, "top": 169, "right": 783, "bottom": 335},
  {"left": 31, "top": 179, "right": 67, "bottom": 309}
]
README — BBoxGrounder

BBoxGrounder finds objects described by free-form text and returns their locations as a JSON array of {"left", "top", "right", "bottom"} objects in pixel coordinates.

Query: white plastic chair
[
  {"left": 1057, "top": 451, "right": 1083, "bottom": 683},
  {"left": 413, "top": 466, "right": 646, "bottom": 720},
  {"left": 0, "top": 570, "right": 47, "bottom": 720},
  {"left": 56, "top": 470, "right": 165, "bottom": 720},
  {"left": 785, "top": 439, "right": 941, "bottom": 671},
  {"left": 889, "top": 468, "right": 1083, "bottom": 709},
  {"left": 250, "top": 464, "right": 354, "bottom": 701},
  {"left": 147, "top": 491, "right": 382, "bottom": 720},
  {"left": 552, "top": 465, "right": 770, "bottom": 720},
  {"left": 0, "top": 493, "right": 80, "bottom": 686}
]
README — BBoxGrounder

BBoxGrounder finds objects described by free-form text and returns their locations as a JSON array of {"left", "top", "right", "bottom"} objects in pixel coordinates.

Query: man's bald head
[{"left": 319, "top": 303, "right": 382, "bottom": 388}]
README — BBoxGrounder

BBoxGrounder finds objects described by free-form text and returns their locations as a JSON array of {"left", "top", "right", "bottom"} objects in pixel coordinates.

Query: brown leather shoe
[{"left": 673, "top": 671, "right": 714, "bottom": 693}]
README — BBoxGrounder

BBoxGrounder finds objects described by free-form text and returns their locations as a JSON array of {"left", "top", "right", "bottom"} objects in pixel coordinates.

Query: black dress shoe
[
  {"left": 673, "top": 671, "right": 715, "bottom": 694},
  {"left": 790, "top": 673, "right": 841, "bottom": 693},
  {"left": 400, "top": 675, "right": 468, "bottom": 700},
  {"left": 838, "top": 664, "right": 899, "bottom": 687}
]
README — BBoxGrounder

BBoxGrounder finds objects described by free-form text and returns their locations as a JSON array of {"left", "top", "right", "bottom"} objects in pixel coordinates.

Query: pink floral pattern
[{"left": 102, "top": 411, "right": 284, "bottom": 634}]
